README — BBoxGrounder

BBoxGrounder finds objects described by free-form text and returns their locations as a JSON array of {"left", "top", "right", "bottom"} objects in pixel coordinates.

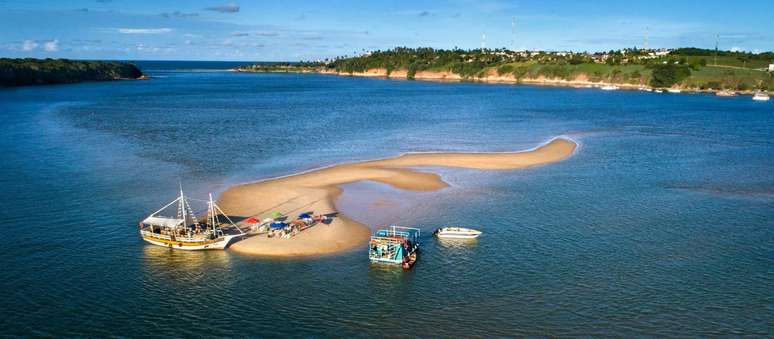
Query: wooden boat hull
[{"left": 140, "top": 233, "right": 239, "bottom": 250}]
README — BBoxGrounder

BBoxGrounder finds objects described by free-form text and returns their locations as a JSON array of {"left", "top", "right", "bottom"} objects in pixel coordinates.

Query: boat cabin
[{"left": 368, "top": 226, "right": 420, "bottom": 265}]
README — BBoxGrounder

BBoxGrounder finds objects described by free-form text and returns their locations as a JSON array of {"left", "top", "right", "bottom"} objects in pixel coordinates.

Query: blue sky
[{"left": 1, "top": 0, "right": 772, "bottom": 61}]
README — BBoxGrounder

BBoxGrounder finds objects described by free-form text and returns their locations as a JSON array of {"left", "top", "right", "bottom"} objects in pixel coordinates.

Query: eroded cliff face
[{"left": 328, "top": 67, "right": 645, "bottom": 89}]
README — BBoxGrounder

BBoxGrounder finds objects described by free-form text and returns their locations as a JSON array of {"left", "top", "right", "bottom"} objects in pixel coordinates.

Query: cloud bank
[{"left": 117, "top": 28, "right": 172, "bottom": 34}]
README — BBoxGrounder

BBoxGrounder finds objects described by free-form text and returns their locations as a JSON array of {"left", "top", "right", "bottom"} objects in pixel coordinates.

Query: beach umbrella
[
  {"left": 298, "top": 213, "right": 311, "bottom": 219},
  {"left": 244, "top": 217, "right": 258, "bottom": 224},
  {"left": 272, "top": 211, "right": 283, "bottom": 218},
  {"left": 270, "top": 222, "right": 287, "bottom": 229}
]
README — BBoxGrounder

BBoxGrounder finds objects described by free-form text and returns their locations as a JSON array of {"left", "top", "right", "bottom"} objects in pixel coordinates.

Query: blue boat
[{"left": 368, "top": 226, "right": 420, "bottom": 270}]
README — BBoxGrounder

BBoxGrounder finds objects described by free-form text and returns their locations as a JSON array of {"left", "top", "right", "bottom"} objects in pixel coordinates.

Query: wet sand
[{"left": 222, "top": 137, "right": 577, "bottom": 257}]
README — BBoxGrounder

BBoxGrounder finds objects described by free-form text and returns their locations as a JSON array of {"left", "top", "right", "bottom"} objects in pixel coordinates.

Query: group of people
[{"left": 264, "top": 214, "right": 330, "bottom": 239}]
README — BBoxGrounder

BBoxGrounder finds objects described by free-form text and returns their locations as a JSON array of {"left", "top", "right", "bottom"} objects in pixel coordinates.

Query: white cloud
[
  {"left": 118, "top": 28, "right": 172, "bottom": 34},
  {"left": 205, "top": 3, "right": 240, "bottom": 13},
  {"left": 730, "top": 46, "right": 742, "bottom": 52},
  {"left": 22, "top": 40, "right": 38, "bottom": 51},
  {"left": 43, "top": 39, "right": 58, "bottom": 52}
]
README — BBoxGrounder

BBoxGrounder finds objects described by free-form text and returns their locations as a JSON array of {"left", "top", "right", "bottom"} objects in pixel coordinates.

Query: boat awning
[
  {"left": 270, "top": 222, "right": 287, "bottom": 229},
  {"left": 142, "top": 216, "right": 185, "bottom": 228}
]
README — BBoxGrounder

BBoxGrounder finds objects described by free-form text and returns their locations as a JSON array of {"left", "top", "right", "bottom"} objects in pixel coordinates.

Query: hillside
[
  {"left": 0, "top": 58, "right": 144, "bottom": 87},
  {"left": 239, "top": 47, "right": 774, "bottom": 92}
]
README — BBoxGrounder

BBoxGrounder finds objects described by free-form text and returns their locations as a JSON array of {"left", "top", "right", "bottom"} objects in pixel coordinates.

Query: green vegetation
[
  {"left": 236, "top": 61, "right": 325, "bottom": 73},
  {"left": 649, "top": 64, "right": 692, "bottom": 88},
  {"left": 238, "top": 47, "right": 774, "bottom": 91},
  {"left": 0, "top": 58, "right": 143, "bottom": 87}
]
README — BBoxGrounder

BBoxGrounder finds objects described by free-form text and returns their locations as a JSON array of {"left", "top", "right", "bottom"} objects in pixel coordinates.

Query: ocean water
[{"left": 0, "top": 62, "right": 771, "bottom": 337}]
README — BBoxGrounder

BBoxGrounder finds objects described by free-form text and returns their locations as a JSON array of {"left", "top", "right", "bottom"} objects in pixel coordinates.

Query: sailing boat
[{"left": 139, "top": 189, "right": 244, "bottom": 250}]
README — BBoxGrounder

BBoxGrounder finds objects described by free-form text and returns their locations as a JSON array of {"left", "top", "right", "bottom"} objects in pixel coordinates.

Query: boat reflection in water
[{"left": 141, "top": 244, "right": 233, "bottom": 271}]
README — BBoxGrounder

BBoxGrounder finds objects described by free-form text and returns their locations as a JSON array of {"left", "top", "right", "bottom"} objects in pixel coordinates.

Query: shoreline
[
  {"left": 222, "top": 138, "right": 578, "bottom": 257},
  {"left": 236, "top": 67, "right": 769, "bottom": 96}
]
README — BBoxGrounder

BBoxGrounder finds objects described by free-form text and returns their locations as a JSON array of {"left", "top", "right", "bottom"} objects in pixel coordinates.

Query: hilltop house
[{"left": 769, "top": 64, "right": 774, "bottom": 72}]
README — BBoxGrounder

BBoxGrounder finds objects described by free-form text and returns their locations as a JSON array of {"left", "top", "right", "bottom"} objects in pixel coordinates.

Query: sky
[{"left": 1, "top": 0, "right": 772, "bottom": 61}]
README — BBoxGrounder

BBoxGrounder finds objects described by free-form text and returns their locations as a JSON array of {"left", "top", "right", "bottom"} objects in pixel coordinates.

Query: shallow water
[{"left": 0, "top": 62, "right": 772, "bottom": 336}]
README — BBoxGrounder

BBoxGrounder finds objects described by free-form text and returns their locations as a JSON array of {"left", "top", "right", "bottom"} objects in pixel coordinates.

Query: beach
[{"left": 222, "top": 137, "right": 578, "bottom": 257}]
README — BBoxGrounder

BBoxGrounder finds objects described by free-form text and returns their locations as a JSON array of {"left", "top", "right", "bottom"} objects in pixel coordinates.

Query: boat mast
[
  {"left": 209, "top": 193, "right": 216, "bottom": 233},
  {"left": 179, "top": 184, "right": 186, "bottom": 234}
]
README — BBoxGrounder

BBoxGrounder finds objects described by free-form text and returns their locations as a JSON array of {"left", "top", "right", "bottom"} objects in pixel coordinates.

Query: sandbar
[{"left": 221, "top": 137, "right": 577, "bottom": 257}]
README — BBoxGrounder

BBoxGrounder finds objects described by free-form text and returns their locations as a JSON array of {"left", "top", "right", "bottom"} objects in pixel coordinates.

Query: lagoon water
[{"left": 0, "top": 61, "right": 771, "bottom": 336}]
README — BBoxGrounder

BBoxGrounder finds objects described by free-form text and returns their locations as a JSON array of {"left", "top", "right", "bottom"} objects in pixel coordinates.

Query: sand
[
  {"left": 222, "top": 137, "right": 578, "bottom": 257},
  {"left": 322, "top": 67, "right": 645, "bottom": 90}
]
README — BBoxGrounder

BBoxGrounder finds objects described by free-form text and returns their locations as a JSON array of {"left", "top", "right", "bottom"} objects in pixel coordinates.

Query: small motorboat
[
  {"left": 434, "top": 227, "right": 482, "bottom": 239},
  {"left": 600, "top": 85, "right": 619, "bottom": 91},
  {"left": 752, "top": 92, "right": 770, "bottom": 101}
]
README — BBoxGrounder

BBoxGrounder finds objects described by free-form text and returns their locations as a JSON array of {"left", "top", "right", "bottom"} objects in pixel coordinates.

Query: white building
[{"left": 769, "top": 64, "right": 774, "bottom": 72}]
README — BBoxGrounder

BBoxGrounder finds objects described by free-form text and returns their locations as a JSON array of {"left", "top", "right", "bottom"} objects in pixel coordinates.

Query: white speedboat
[
  {"left": 600, "top": 85, "right": 619, "bottom": 91},
  {"left": 752, "top": 92, "right": 770, "bottom": 101},
  {"left": 667, "top": 88, "right": 682, "bottom": 93},
  {"left": 434, "top": 227, "right": 482, "bottom": 239}
]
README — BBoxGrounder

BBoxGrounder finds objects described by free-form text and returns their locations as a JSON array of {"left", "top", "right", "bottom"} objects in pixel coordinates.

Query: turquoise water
[{"left": 0, "top": 62, "right": 772, "bottom": 336}]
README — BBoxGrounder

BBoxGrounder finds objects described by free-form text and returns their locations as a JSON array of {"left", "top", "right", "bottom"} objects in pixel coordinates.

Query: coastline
[
  {"left": 237, "top": 67, "right": 769, "bottom": 96},
  {"left": 222, "top": 138, "right": 577, "bottom": 257}
]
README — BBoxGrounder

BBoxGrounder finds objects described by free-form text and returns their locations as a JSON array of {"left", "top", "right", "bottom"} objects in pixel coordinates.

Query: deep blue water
[{"left": 0, "top": 62, "right": 772, "bottom": 337}]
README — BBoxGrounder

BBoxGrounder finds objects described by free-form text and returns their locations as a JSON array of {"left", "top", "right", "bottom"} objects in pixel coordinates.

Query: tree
[{"left": 649, "top": 64, "right": 691, "bottom": 88}]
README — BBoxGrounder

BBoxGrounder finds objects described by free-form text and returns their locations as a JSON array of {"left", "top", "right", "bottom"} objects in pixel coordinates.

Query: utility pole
[
  {"left": 481, "top": 32, "right": 486, "bottom": 51},
  {"left": 714, "top": 34, "right": 719, "bottom": 66},
  {"left": 644, "top": 26, "right": 649, "bottom": 50}
]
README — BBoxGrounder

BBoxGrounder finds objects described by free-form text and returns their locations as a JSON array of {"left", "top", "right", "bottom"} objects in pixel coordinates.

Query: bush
[
  {"left": 705, "top": 81, "right": 721, "bottom": 90},
  {"left": 649, "top": 64, "right": 691, "bottom": 88},
  {"left": 538, "top": 64, "right": 570, "bottom": 79},
  {"left": 450, "top": 61, "right": 485, "bottom": 78},
  {"left": 511, "top": 65, "right": 531, "bottom": 80},
  {"left": 629, "top": 70, "right": 642, "bottom": 81},
  {"left": 497, "top": 64, "right": 514, "bottom": 76}
]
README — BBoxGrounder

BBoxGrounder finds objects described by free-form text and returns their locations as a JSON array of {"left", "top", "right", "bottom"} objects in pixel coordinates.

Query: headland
[{"left": 0, "top": 58, "right": 145, "bottom": 87}]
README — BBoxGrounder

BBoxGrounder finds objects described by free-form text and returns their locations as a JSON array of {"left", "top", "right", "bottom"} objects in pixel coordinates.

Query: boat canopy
[
  {"left": 270, "top": 222, "right": 287, "bottom": 229},
  {"left": 142, "top": 216, "right": 185, "bottom": 228}
]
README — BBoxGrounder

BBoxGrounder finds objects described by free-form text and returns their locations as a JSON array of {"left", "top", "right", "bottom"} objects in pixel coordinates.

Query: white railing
[{"left": 141, "top": 230, "right": 212, "bottom": 242}]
